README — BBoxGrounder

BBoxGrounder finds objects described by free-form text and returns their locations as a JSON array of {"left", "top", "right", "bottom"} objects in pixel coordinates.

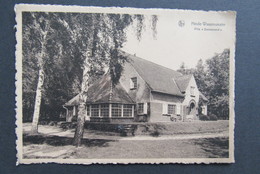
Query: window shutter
[
  {"left": 130, "top": 79, "right": 133, "bottom": 89},
  {"left": 73, "top": 106, "right": 76, "bottom": 116},
  {"left": 143, "top": 103, "right": 148, "bottom": 114},
  {"left": 162, "top": 103, "right": 167, "bottom": 114},
  {"left": 176, "top": 105, "right": 181, "bottom": 115}
]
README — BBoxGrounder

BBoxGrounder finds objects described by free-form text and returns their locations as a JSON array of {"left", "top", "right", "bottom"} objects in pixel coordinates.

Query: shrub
[
  {"left": 49, "top": 121, "right": 58, "bottom": 126},
  {"left": 208, "top": 114, "right": 218, "bottom": 121},
  {"left": 199, "top": 113, "right": 218, "bottom": 121},
  {"left": 199, "top": 114, "right": 209, "bottom": 121}
]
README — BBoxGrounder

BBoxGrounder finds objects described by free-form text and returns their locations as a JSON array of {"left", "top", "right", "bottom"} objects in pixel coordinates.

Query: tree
[
  {"left": 193, "top": 59, "right": 208, "bottom": 93},
  {"left": 206, "top": 49, "right": 230, "bottom": 119},
  {"left": 177, "top": 62, "right": 195, "bottom": 75},
  {"left": 23, "top": 12, "right": 86, "bottom": 133},
  {"left": 176, "top": 49, "right": 230, "bottom": 119},
  {"left": 23, "top": 12, "right": 52, "bottom": 133},
  {"left": 73, "top": 14, "right": 158, "bottom": 146},
  {"left": 23, "top": 12, "right": 157, "bottom": 143}
]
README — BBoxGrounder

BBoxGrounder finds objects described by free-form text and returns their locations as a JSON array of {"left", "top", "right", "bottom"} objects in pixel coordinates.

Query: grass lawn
[
  {"left": 23, "top": 135, "right": 228, "bottom": 159},
  {"left": 72, "top": 137, "right": 229, "bottom": 159},
  {"left": 23, "top": 128, "right": 228, "bottom": 159},
  {"left": 22, "top": 120, "right": 229, "bottom": 159},
  {"left": 134, "top": 120, "right": 229, "bottom": 135}
]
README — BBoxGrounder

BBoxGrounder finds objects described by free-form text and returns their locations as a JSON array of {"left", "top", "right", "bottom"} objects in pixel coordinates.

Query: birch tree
[
  {"left": 24, "top": 13, "right": 51, "bottom": 133},
  {"left": 22, "top": 12, "right": 158, "bottom": 142},
  {"left": 72, "top": 14, "right": 158, "bottom": 146},
  {"left": 23, "top": 12, "right": 84, "bottom": 133}
]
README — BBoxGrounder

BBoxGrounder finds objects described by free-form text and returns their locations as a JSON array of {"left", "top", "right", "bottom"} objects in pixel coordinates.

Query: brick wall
[{"left": 149, "top": 102, "right": 171, "bottom": 122}]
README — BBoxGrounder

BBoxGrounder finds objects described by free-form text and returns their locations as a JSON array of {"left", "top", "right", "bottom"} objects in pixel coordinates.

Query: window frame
[
  {"left": 138, "top": 103, "right": 144, "bottom": 114},
  {"left": 123, "top": 104, "right": 133, "bottom": 117},
  {"left": 167, "top": 104, "right": 176, "bottom": 115},
  {"left": 111, "top": 104, "right": 122, "bottom": 117},
  {"left": 91, "top": 104, "right": 99, "bottom": 117},
  {"left": 130, "top": 77, "right": 137, "bottom": 89},
  {"left": 100, "top": 104, "right": 109, "bottom": 117}
]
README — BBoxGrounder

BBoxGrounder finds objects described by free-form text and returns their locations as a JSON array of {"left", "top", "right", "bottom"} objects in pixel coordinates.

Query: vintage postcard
[{"left": 15, "top": 4, "right": 236, "bottom": 164}]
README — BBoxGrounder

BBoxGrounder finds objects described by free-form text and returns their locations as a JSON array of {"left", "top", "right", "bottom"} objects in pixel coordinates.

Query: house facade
[{"left": 63, "top": 51, "right": 208, "bottom": 123}]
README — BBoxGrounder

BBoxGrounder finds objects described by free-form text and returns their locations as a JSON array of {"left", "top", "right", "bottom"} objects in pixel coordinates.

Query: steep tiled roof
[
  {"left": 85, "top": 73, "right": 134, "bottom": 104},
  {"left": 65, "top": 51, "right": 206, "bottom": 106},
  {"left": 120, "top": 51, "right": 184, "bottom": 97},
  {"left": 64, "top": 73, "right": 134, "bottom": 106},
  {"left": 175, "top": 74, "right": 192, "bottom": 92}
]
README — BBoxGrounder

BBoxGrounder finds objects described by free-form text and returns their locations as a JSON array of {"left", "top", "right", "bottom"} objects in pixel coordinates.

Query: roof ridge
[
  {"left": 120, "top": 50, "right": 183, "bottom": 77},
  {"left": 119, "top": 50, "right": 184, "bottom": 97}
]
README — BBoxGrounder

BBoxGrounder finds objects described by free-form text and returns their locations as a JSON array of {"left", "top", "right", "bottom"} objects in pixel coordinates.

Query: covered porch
[
  {"left": 63, "top": 72, "right": 136, "bottom": 123},
  {"left": 85, "top": 103, "right": 135, "bottom": 123}
]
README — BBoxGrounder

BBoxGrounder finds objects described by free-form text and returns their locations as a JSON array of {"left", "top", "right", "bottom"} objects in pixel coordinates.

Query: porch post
[
  {"left": 132, "top": 105, "right": 134, "bottom": 117},
  {"left": 109, "top": 104, "right": 112, "bottom": 118},
  {"left": 121, "top": 104, "right": 124, "bottom": 117}
]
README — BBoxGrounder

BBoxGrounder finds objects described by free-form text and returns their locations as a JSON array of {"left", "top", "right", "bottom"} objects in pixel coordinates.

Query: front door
[{"left": 188, "top": 102, "right": 196, "bottom": 115}]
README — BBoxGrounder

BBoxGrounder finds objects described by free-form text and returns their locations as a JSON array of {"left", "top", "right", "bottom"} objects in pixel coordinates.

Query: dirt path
[
  {"left": 22, "top": 124, "right": 229, "bottom": 159},
  {"left": 23, "top": 123, "right": 228, "bottom": 141},
  {"left": 120, "top": 131, "right": 228, "bottom": 141}
]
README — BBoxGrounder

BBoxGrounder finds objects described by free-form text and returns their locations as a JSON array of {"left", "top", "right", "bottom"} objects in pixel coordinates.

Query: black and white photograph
[{"left": 15, "top": 4, "right": 236, "bottom": 164}]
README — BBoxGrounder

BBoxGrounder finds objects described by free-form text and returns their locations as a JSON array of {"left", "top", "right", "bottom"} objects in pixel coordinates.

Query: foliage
[
  {"left": 206, "top": 49, "right": 229, "bottom": 119},
  {"left": 177, "top": 49, "right": 230, "bottom": 119},
  {"left": 22, "top": 12, "right": 157, "bottom": 122},
  {"left": 199, "top": 114, "right": 209, "bottom": 121},
  {"left": 199, "top": 114, "right": 218, "bottom": 121}
]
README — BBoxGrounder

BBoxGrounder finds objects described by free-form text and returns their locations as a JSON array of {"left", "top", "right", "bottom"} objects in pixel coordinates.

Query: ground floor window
[
  {"left": 89, "top": 103, "right": 134, "bottom": 118},
  {"left": 112, "top": 104, "right": 122, "bottom": 117},
  {"left": 100, "top": 104, "right": 109, "bottom": 117},
  {"left": 91, "top": 104, "right": 99, "bottom": 117},
  {"left": 168, "top": 104, "right": 176, "bottom": 115},
  {"left": 123, "top": 104, "right": 132, "bottom": 117},
  {"left": 138, "top": 103, "right": 144, "bottom": 114}
]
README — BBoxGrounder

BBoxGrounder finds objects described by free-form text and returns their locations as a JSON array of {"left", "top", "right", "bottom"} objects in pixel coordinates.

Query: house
[{"left": 63, "top": 51, "right": 208, "bottom": 122}]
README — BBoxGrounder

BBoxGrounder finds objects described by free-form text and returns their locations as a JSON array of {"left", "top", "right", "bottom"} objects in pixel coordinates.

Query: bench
[{"left": 117, "top": 124, "right": 136, "bottom": 136}]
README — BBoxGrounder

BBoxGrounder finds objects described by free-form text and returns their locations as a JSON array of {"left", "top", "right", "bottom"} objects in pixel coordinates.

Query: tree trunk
[
  {"left": 73, "top": 101, "right": 86, "bottom": 147},
  {"left": 73, "top": 60, "right": 90, "bottom": 147},
  {"left": 31, "top": 68, "right": 44, "bottom": 133}
]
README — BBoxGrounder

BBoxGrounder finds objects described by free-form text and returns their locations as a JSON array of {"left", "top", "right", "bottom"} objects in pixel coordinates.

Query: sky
[{"left": 122, "top": 11, "right": 235, "bottom": 70}]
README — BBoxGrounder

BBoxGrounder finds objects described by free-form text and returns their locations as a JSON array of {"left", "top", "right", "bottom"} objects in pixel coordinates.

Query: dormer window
[
  {"left": 130, "top": 77, "right": 137, "bottom": 89},
  {"left": 190, "top": 86, "right": 195, "bottom": 96}
]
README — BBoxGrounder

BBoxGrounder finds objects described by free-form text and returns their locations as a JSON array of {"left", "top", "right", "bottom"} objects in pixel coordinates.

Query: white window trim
[
  {"left": 162, "top": 103, "right": 181, "bottom": 115},
  {"left": 109, "top": 104, "right": 112, "bottom": 118},
  {"left": 143, "top": 103, "right": 148, "bottom": 114},
  {"left": 130, "top": 77, "right": 137, "bottom": 89},
  {"left": 132, "top": 105, "right": 134, "bottom": 117}
]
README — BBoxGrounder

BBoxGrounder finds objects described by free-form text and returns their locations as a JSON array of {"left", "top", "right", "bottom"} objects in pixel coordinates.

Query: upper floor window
[
  {"left": 190, "top": 86, "right": 195, "bottom": 96},
  {"left": 130, "top": 77, "right": 137, "bottom": 89}
]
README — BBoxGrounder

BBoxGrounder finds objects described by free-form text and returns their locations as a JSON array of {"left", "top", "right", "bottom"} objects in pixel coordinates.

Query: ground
[{"left": 22, "top": 121, "right": 229, "bottom": 159}]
